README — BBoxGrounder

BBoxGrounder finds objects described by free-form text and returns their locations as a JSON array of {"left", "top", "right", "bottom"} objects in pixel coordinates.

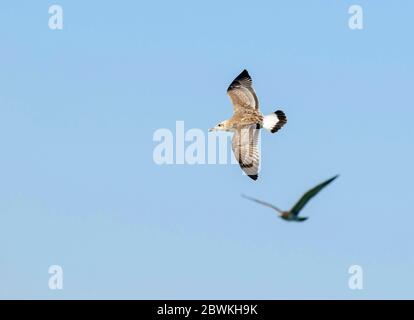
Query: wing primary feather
[
  {"left": 227, "top": 69, "right": 252, "bottom": 91},
  {"left": 242, "top": 194, "right": 283, "bottom": 213},
  {"left": 290, "top": 175, "right": 339, "bottom": 216},
  {"left": 227, "top": 69, "right": 259, "bottom": 110}
]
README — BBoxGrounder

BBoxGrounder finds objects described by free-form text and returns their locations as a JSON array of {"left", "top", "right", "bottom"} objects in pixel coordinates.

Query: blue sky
[{"left": 0, "top": 1, "right": 413, "bottom": 299}]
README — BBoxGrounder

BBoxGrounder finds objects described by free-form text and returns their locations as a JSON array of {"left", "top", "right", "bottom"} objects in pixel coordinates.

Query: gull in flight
[
  {"left": 209, "top": 69, "right": 287, "bottom": 180},
  {"left": 242, "top": 175, "right": 339, "bottom": 221}
]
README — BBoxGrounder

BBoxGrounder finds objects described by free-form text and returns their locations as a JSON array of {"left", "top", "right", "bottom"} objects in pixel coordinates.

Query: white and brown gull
[{"left": 210, "top": 69, "right": 287, "bottom": 180}]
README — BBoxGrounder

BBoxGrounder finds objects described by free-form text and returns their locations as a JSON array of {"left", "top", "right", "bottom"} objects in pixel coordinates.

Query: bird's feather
[
  {"left": 242, "top": 194, "right": 283, "bottom": 213},
  {"left": 227, "top": 69, "right": 259, "bottom": 112},
  {"left": 232, "top": 125, "right": 260, "bottom": 180},
  {"left": 290, "top": 175, "right": 339, "bottom": 216}
]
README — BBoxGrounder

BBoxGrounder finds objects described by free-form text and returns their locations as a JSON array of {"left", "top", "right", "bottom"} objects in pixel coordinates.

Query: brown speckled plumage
[{"left": 211, "top": 69, "right": 287, "bottom": 180}]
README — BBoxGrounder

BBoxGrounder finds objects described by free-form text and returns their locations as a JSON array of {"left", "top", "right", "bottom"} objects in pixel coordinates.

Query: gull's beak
[{"left": 208, "top": 128, "right": 214, "bottom": 132}]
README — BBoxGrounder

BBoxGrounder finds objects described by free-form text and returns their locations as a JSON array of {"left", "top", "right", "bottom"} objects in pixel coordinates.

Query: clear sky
[{"left": 0, "top": 1, "right": 413, "bottom": 299}]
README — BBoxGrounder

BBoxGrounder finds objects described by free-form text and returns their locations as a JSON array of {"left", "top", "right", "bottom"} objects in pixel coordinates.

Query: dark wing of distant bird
[
  {"left": 242, "top": 194, "right": 283, "bottom": 214},
  {"left": 232, "top": 125, "right": 260, "bottom": 180},
  {"left": 290, "top": 175, "right": 339, "bottom": 216},
  {"left": 227, "top": 69, "right": 259, "bottom": 112}
]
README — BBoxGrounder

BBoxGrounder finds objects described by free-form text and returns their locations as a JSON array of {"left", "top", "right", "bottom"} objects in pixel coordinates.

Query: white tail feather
[{"left": 262, "top": 110, "right": 287, "bottom": 133}]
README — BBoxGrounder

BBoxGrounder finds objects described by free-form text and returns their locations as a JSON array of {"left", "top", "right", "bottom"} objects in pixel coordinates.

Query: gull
[
  {"left": 209, "top": 69, "right": 287, "bottom": 180},
  {"left": 242, "top": 175, "right": 339, "bottom": 221}
]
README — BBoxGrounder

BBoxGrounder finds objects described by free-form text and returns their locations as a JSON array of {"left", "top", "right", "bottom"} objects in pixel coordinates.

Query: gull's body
[
  {"left": 210, "top": 69, "right": 287, "bottom": 180},
  {"left": 242, "top": 175, "right": 339, "bottom": 222}
]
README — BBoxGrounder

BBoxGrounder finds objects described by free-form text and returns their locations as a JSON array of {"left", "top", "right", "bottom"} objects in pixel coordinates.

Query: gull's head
[{"left": 209, "top": 120, "right": 231, "bottom": 132}]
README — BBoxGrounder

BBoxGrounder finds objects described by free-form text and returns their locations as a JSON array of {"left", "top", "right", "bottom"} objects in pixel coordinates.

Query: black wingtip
[
  {"left": 329, "top": 174, "right": 340, "bottom": 182},
  {"left": 235, "top": 69, "right": 250, "bottom": 81},
  {"left": 248, "top": 174, "right": 258, "bottom": 181},
  {"left": 318, "top": 175, "right": 339, "bottom": 189},
  {"left": 227, "top": 69, "right": 251, "bottom": 92}
]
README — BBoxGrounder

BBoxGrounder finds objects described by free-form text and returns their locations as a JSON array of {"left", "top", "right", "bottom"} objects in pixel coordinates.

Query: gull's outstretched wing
[
  {"left": 290, "top": 175, "right": 339, "bottom": 216},
  {"left": 242, "top": 194, "right": 283, "bottom": 213},
  {"left": 227, "top": 69, "right": 259, "bottom": 112},
  {"left": 232, "top": 125, "right": 260, "bottom": 180}
]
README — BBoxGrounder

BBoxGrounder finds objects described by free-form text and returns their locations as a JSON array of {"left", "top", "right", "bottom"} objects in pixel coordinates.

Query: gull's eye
[{"left": 218, "top": 124, "right": 222, "bottom": 127}]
